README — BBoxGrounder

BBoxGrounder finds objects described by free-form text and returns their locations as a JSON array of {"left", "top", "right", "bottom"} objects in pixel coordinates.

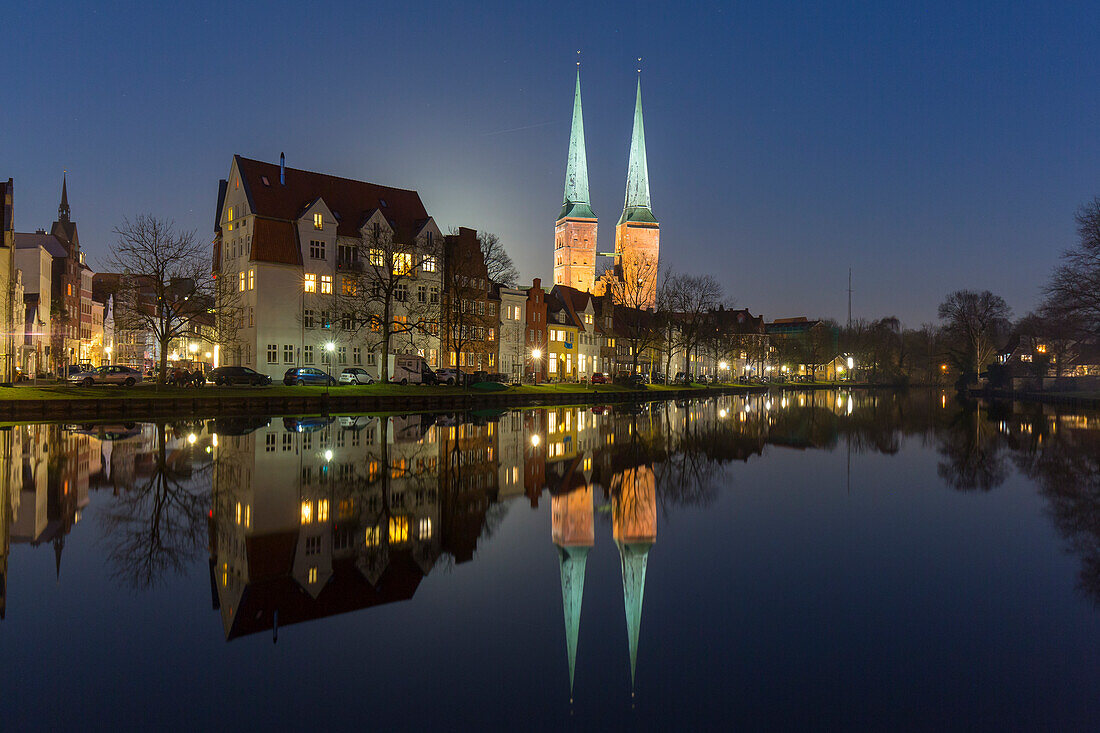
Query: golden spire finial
[
  {"left": 577, "top": 50, "right": 581, "bottom": 68},
  {"left": 637, "top": 57, "right": 642, "bottom": 74}
]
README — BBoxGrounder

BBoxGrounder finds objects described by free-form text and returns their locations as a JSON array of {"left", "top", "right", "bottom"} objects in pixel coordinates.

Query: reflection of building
[
  {"left": 552, "top": 483, "right": 594, "bottom": 698},
  {"left": 210, "top": 415, "right": 442, "bottom": 639},
  {"left": 611, "top": 466, "right": 656, "bottom": 691}
]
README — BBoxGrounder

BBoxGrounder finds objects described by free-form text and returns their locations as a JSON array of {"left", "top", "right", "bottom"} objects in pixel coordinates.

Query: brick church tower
[
  {"left": 611, "top": 77, "right": 659, "bottom": 310},
  {"left": 553, "top": 69, "right": 598, "bottom": 292}
]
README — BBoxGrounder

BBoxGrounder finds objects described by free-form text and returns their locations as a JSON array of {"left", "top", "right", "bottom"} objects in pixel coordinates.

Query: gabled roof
[
  {"left": 234, "top": 155, "right": 429, "bottom": 240},
  {"left": 15, "top": 232, "right": 67, "bottom": 258}
]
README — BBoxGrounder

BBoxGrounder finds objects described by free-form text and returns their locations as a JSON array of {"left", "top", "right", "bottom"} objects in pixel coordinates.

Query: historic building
[
  {"left": 214, "top": 155, "right": 444, "bottom": 379},
  {"left": 554, "top": 70, "right": 598, "bottom": 293},
  {"left": 1, "top": 178, "right": 15, "bottom": 382},
  {"left": 608, "top": 78, "right": 660, "bottom": 311},
  {"left": 49, "top": 178, "right": 90, "bottom": 370}
]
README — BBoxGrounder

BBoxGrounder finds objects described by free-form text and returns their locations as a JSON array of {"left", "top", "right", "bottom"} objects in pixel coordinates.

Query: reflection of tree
[
  {"left": 1013, "top": 424, "right": 1100, "bottom": 603},
  {"left": 98, "top": 423, "right": 210, "bottom": 589},
  {"left": 936, "top": 406, "right": 1009, "bottom": 492}
]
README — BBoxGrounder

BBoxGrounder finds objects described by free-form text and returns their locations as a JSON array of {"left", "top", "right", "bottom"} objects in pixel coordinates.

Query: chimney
[
  {"left": 279, "top": 152, "right": 285, "bottom": 185},
  {"left": 533, "top": 277, "right": 541, "bottom": 291}
]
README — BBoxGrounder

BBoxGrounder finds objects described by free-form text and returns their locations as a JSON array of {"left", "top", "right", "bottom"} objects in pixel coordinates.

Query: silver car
[
  {"left": 68, "top": 365, "right": 142, "bottom": 387},
  {"left": 339, "top": 367, "right": 376, "bottom": 385}
]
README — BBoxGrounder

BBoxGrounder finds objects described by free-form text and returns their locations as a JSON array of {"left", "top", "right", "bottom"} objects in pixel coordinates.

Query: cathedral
[{"left": 554, "top": 69, "right": 660, "bottom": 310}]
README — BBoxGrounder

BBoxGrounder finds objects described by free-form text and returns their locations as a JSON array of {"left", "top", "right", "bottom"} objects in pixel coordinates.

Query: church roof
[
  {"left": 619, "top": 78, "right": 656, "bottom": 226},
  {"left": 560, "top": 69, "right": 596, "bottom": 222}
]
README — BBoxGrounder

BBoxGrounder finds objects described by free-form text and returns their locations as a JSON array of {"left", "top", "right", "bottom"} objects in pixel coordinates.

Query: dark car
[
  {"left": 209, "top": 365, "right": 272, "bottom": 386},
  {"left": 284, "top": 367, "right": 336, "bottom": 386}
]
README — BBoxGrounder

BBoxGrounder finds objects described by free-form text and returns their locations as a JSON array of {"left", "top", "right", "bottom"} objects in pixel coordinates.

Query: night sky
[{"left": 5, "top": 1, "right": 1099, "bottom": 325}]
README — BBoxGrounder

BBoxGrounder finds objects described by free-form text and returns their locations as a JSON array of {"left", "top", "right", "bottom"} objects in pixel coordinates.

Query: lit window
[
  {"left": 227, "top": 206, "right": 234, "bottom": 231},
  {"left": 304, "top": 273, "right": 317, "bottom": 293},
  {"left": 318, "top": 499, "right": 329, "bottom": 522},
  {"left": 369, "top": 248, "right": 384, "bottom": 267},
  {"left": 308, "top": 567, "right": 318, "bottom": 584},
  {"left": 300, "top": 500, "right": 313, "bottom": 524},
  {"left": 422, "top": 255, "right": 437, "bottom": 273},
  {"left": 419, "top": 517, "right": 433, "bottom": 539},
  {"left": 393, "top": 252, "right": 412, "bottom": 275},
  {"left": 320, "top": 275, "right": 332, "bottom": 294},
  {"left": 248, "top": 269, "right": 255, "bottom": 290},
  {"left": 365, "top": 526, "right": 381, "bottom": 547},
  {"left": 313, "top": 213, "right": 323, "bottom": 230},
  {"left": 389, "top": 516, "right": 409, "bottom": 543},
  {"left": 239, "top": 272, "right": 246, "bottom": 292}
]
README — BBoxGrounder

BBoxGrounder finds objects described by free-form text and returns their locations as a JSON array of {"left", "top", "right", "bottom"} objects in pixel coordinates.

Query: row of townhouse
[
  {"left": 213, "top": 155, "right": 841, "bottom": 383},
  {"left": 5, "top": 177, "right": 107, "bottom": 378}
]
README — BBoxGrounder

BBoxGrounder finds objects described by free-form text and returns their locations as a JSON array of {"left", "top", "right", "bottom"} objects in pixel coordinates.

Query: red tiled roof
[
  {"left": 251, "top": 217, "right": 301, "bottom": 266},
  {"left": 235, "top": 155, "right": 429, "bottom": 240}
]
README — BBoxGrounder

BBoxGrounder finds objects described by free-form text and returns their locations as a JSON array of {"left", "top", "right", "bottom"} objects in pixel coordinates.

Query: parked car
[
  {"left": 68, "top": 365, "right": 142, "bottom": 387},
  {"left": 651, "top": 372, "right": 667, "bottom": 385},
  {"left": 283, "top": 367, "right": 335, "bottom": 386},
  {"left": 209, "top": 366, "right": 272, "bottom": 386},
  {"left": 673, "top": 372, "right": 693, "bottom": 385},
  {"left": 66, "top": 363, "right": 95, "bottom": 377},
  {"left": 389, "top": 354, "right": 436, "bottom": 384},
  {"left": 435, "top": 368, "right": 461, "bottom": 386},
  {"left": 591, "top": 372, "right": 609, "bottom": 384},
  {"left": 339, "top": 367, "right": 376, "bottom": 385}
]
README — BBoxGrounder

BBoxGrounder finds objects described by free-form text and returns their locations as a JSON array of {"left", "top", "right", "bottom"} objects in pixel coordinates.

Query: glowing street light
[
  {"left": 187, "top": 433, "right": 197, "bottom": 445},
  {"left": 324, "top": 449, "right": 333, "bottom": 462},
  {"left": 325, "top": 342, "right": 336, "bottom": 395},
  {"left": 530, "top": 434, "right": 541, "bottom": 447}
]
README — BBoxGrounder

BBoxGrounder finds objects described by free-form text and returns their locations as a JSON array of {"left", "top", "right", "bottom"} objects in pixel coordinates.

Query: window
[
  {"left": 313, "top": 213, "right": 323, "bottom": 229},
  {"left": 248, "top": 269, "right": 255, "bottom": 290},
  {"left": 342, "top": 278, "right": 357, "bottom": 296},
  {"left": 239, "top": 272, "right": 246, "bottom": 292},
  {"left": 309, "top": 240, "right": 325, "bottom": 259},
  {"left": 320, "top": 275, "right": 332, "bottom": 294},
  {"left": 338, "top": 243, "right": 357, "bottom": 262},
  {"left": 395, "top": 283, "right": 408, "bottom": 302},
  {"left": 320, "top": 310, "right": 331, "bottom": 329},
  {"left": 305, "top": 537, "right": 321, "bottom": 556},
  {"left": 367, "top": 352, "right": 377, "bottom": 365},
  {"left": 389, "top": 516, "right": 409, "bottom": 543},
  {"left": 336, "top": 346, "right": 347, "bottom": 365},
  {"left": 318, "top": 499, "right": 329, "bottom": 522},
  {"left": 419, "top": 517, "right": 433, "bottom": 540},
  {"left": 422, "top": 255, "right": 437, "bottom": 273},
  {"left": 282, "top": 433, "right": 293, "bottom": 451},
  {"left": 304, "top": 345, "right": 314, "bottom": 364},
  {"left": 284, "top": 344, "right": 294, "bottom": 363},
  {"left": 267, "top": 344, "right": 277, "bottom": 363},
  {"left": 417, "top": 285, "right": 427, "bottom": 303},
  {"left": 353, "top": 347, "right": 361, "bottom": 364},
  {"left": 303, "top": 309, "right": 315, "bottom": 328},
  {"left": 341, "top": 312, "right": 354, "bottom": 330},
  {"left": 488, "top": 328, "right": 495, "bottom": 340},
  {"left": 430, "top": 287, "right": 439, "bottom": 304},
  {"left": 393, "top": 252, "right": 412, "bottom": 275},
  {"left": 369, "top": 248, "right": 384, "bottom": 267},
  {"left": 249, "top": 307, "right": 254, "bottom": 327},
  {"left": 265, "top": 433, "right": 276, "bottom": 452},
  {"left": 304, "top": 273, "right": 317, "bottom": 293},
  {"left": 301, "top": 501, "right": 313, "bottom": 524}
]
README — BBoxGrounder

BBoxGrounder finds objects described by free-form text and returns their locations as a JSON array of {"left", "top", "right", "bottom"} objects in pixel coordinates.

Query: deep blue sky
[{"left": 5, "top": 1, "right": 1098, "bottom": 325}]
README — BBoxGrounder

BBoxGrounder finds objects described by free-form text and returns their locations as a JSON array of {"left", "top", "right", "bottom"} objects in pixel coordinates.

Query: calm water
[{"left": 2, "top": 391, "right": 1099, "bottom": 731}]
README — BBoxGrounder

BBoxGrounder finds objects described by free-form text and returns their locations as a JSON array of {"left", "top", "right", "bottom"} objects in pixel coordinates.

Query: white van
[{"left": 388, "top": 354, "right": 435, "bottom": 384}]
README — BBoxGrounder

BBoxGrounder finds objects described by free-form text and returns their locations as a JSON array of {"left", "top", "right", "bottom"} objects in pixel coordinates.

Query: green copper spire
[
  {"left": 617, "top": 539, "right": 652, "bottom": 691},
  {"left": 618, "top": 77, "right": 657, "bottom": 225},
  {"left": 560, "top": 69, "right": 596, "bottom": 221},
  {"left": 557, "top": 544, "right": 589, "bottom": 698}
]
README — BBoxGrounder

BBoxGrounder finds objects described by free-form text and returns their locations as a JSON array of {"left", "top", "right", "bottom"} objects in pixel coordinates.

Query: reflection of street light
[
  {"left": 324, "top": 449, "right": 333, "bottom": 462},
  {"left": 530, "top": 434, "right": 541, "bottom": 447},
  {"left": 187, "top": 433, "right": 196, "bottom": 445}
]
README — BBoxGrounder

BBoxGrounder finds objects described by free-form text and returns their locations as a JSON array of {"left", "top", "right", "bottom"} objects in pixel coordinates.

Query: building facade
[{"left": 214, "top": 155, "right": 444, "bottom": 380}]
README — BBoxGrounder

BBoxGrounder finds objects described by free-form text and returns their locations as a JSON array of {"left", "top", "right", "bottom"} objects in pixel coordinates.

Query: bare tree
[
  {"left": 670, "top": 274, "right": 723, "bottom": 376},
  {"left": 604, "top": 254, "right": 664, "bottom": 375},
  {"left": 477, "top": 232, "right": 519, "bottom": 286},
  {"left": 1044, "top": 197, "right": 1100, "bottom": 341},
  {"left": 441, "top": 230, "right": 497, "bottom": 377},
  {"left": 937, "top": 290, "right": 1012, "bottom": 375},
  {"left": 108, "top": 215, "right": 212, "bottom": 385},
  {"left": 338, "top": 222, "right": 442, "bottom": 382}
]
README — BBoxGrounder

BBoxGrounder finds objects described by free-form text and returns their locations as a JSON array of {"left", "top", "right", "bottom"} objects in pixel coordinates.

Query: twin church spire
[{"left": 554, "top": 64, "right": 659, "bottom": 307}]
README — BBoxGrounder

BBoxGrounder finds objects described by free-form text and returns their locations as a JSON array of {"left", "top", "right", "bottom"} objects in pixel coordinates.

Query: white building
[
  {"left": 14, "top": 232, "right": 59, "bottom": 375},
  {"left": 215, "top": 155, "right": 444, "bottom": 381},
  {"left": 496, "top": 286, "right": 527, "bottom": 382}
]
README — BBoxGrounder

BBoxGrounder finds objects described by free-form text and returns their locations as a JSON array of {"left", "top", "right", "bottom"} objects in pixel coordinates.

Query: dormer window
[
  {"left": 261, "top": 176, "right": 270, "bottom": 186},
  {"left": 313, "top": 213, "right": 323, "bottom": 230}
]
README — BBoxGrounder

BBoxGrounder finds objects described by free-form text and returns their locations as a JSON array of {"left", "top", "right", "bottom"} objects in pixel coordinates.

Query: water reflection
[{"left": 2, "top": 390, "right": 1100, "bottom": 697}]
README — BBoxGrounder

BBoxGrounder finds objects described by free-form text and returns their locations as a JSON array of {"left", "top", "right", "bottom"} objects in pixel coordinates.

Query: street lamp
[
  {"left": 531, "top": 348, "right": 542, "bottom": 385},
  {"left": 325, "top": 342, "right": 335, "bottom": 396}
]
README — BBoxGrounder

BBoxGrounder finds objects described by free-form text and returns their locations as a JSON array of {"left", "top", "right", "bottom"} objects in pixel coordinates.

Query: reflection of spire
[
  {"left": 54, "top": 535, "right": 64, "bottom": 581},
  {"left": 617, "top": 539, "right": 650, "bottom": 691},
  {"left": 557, "top": 544, "right": 589, "bottom": 699},
  {"left": 552, "top": 484, "right": 594, "bottom": 700}
]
